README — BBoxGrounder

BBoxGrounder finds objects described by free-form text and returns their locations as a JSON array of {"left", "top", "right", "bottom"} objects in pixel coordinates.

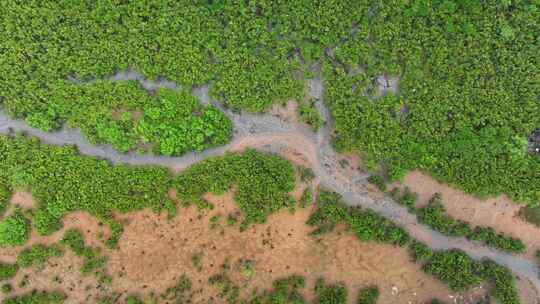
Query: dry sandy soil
[
  {"left": 0, "top": 190, "right": 487, "bottom": 304},
  {"left": 398, "top": 170, "right": 540, "bottom": 260}
]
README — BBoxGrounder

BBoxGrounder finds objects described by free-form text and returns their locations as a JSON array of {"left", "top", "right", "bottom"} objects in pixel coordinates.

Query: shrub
[
  {"left": 2, "top": 290, "right": 66, "bottom": 304},
  {"left": 174, "top": 149, "right": 296, "bottom": 228},
  {"left": 367, "top": 175, "right": 386, "bottom": 191},
  {"left": 297, "top": 100, "right": 324, "bottom": 131},
  {"left": 61, "top": 229, "right": 106, "bottom": 275},
  {"left": 17, "top": 244, "right": 63, "bottom": 269},
  {"left": 314, "top": 278, "right": 347, "bottom": 304},
  {"left": 0, "top": 210, "right": 29, "bottom": 247},
  {"left": 418, "top": 194, "right": 525, "bottom": 253},
  {"left": 397, "top": 187, "right": 417, "bottom": 211},
  {"left": 299, "top": 188, "right": 313, "bottom": 208},
  {"left": 0, "top": 263, "right": 18, "bottom": 281},
  {"left": 423, "top": 250, "right": 483, "bottom": 292},
  {"left": 357, "top": 286, "right": 379, "bottom": 304},
  {"left": 125, "top": 295, "right": 143, "bottom": 304},
  {"left": 408, "top": 240, "right": 433, "bottom": 262},
  {"left": 1, "top": 284, "right": 12, "bottom": 294},
  {"left": 163, "top": 275, "right": 192, "bottom": 303},
  {"left": 247, "top": 275, "right": 305, "bottom": 304}
]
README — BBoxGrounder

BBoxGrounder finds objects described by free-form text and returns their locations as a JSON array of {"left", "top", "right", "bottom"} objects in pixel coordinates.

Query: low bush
[
  {"left": 173, "top": 149, "right": 296, "bottom": 228},
  {"left": 247, "top": 275, "right": 306, "bottom": 304},
  {"left": 299, "top": 188, "right": 313, "bottom": 208},
  {"left": 61, "top": 229, "right": 106, "bottom": 275},
  {"left": 0, "top": 210, "right": 29, "bottom": 247},
  {"left": 314, "top": 278, "right": 347, "bottom": 304},
  {"left": 519, "top": 206, "right": 540, "bottom": 227},
  {"left": 418, "top": 194, "right": 525, "bottom": 253},
  {"left": 297, "top": 100, "right": 323, "bottom": 131},
  {"left": 357, "top": 286, "right": 379, "bottom": 304},
  {"left": 163, "top": 275, "right": 192, "bottom": 303},
  {"left": 17, "top": 244, "right": 63, "bottom": 269},
  {"left": 2, "top": 290, "right": 66, "bottom": 304},
  {"left": 423, "top": 249, "right": 483, "bottom": 292},
  {"left": 408, "top": 240, "right": 433, "bottom": 262},
  {"left": 367, "top": 175, "right": 386, "bottom": 191},
  {"left": 0, "top": 263, "right": 18, "bottom": 281}
]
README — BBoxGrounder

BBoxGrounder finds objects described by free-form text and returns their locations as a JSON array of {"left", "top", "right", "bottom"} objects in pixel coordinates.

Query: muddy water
[{"left": 0, "top": 72, "right": 538, "bottom": 297}]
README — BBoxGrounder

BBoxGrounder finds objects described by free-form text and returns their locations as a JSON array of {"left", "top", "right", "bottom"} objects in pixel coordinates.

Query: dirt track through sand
[{"left": 0, "top": 70, "right": 538, "bottom": 301}]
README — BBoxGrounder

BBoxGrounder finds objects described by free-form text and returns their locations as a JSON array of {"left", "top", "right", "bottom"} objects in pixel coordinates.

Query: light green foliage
[
  {"left": 314, "top": 278, "right": 347, "bottom": 304},
  {"left": 0, "top": 263, "right": 18, "bottom": 281},
  {"left": 247, "top": 275, "right": 306, "bottom": 304},
  {"left": 60, "top": 229, "right": 106, "bottom": 275},
  {"left": 17, "top": 244, "right": 63, "bottom": 269},
  {"left": 174, "top": 149, "right": 296, "bottom": 228},
  {"left": 1, "top": 1, "right": 359, "bottom": 117},
  {"left": 423, "top": 250, "right": 483, "bottom": 292},
  {"left": 0, "top": 134, "right": 173, "bottom": 238},
  {"left": 2, "top": 290, "right": 66, "bottom": 304},
  {"left": 125, "top": 295, "right": 143, "bottom": 304},
  {"left": 324, "top": 1, "right": 540, "bottom": 205},
  {"left": 0, "top": 210, "right": 29, "bottom": 247},
  {"left": 47, "top": 81, "right": 231, "bottom": 156},
  {"left": 297, "top": 100, "right": 323, "bottom": 131},
  {"left": 357, "top": 286, "right": 379, "bottom": 304}
]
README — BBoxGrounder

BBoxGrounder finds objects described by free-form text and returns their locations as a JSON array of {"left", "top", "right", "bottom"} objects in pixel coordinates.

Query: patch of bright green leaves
[{"left": 0, "top": 210, "right": 30, "bottom": 247}]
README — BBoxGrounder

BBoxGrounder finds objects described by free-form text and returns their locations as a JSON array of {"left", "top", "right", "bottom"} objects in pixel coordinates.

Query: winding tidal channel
[{"left": 1, "top": 71, "right": 539, "bottom": 298}]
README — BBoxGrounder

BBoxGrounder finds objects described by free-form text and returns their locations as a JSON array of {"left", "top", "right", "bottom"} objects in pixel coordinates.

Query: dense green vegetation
[
  {"left": 314, "top": 278, "right": 347, "bottom": 304},
  {"left": 173, "top": 149, "right": 296, "bottom": 228},
  {"left": 0, "top": 134, "right": 172, "bottom": 241},
  {"left": 323, "top": 1, "right": 540, "bottom": 206},
  {"left": 356, "top": 286, "right": 379, "bottom": 304},
  {"left": 0, "top": 210, "right": 30, "bottom": 247},
  {"left": 308, "top": 190, "right": 520, "bottom": 304},
  {"left": 41, "top": 81, "right": 231, "bottom": 155},
  {"left": 0, "top": 263, "right": 18, "bottom": 281},
  {"left": 2, "top": 290, "right": 66, "bottom": 304},
  {"left": 17, "top": 244, "right": 63, "bottom": 269},
  {"left": 0, "top": 1, "right": 538, "bottom": 207},
  {"left": 0, "top": 134, "right": 297, "bottom": 248},
  {"left": 417, "top": 194, "right": 526, "bottom": 253}
]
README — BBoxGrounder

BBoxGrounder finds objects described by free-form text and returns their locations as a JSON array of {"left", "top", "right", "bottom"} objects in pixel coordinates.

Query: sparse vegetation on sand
[{"left": 308, "top": 190, "right": 520, "bottom": 304}]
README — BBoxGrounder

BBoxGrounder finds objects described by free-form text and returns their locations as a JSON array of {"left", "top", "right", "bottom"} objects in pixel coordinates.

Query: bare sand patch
[
  {"left": 0, "top": 190, "right": 484, "bottom": 303},
  {"left": 398, "top": 170, "right": 540, "bottom": 260}
]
